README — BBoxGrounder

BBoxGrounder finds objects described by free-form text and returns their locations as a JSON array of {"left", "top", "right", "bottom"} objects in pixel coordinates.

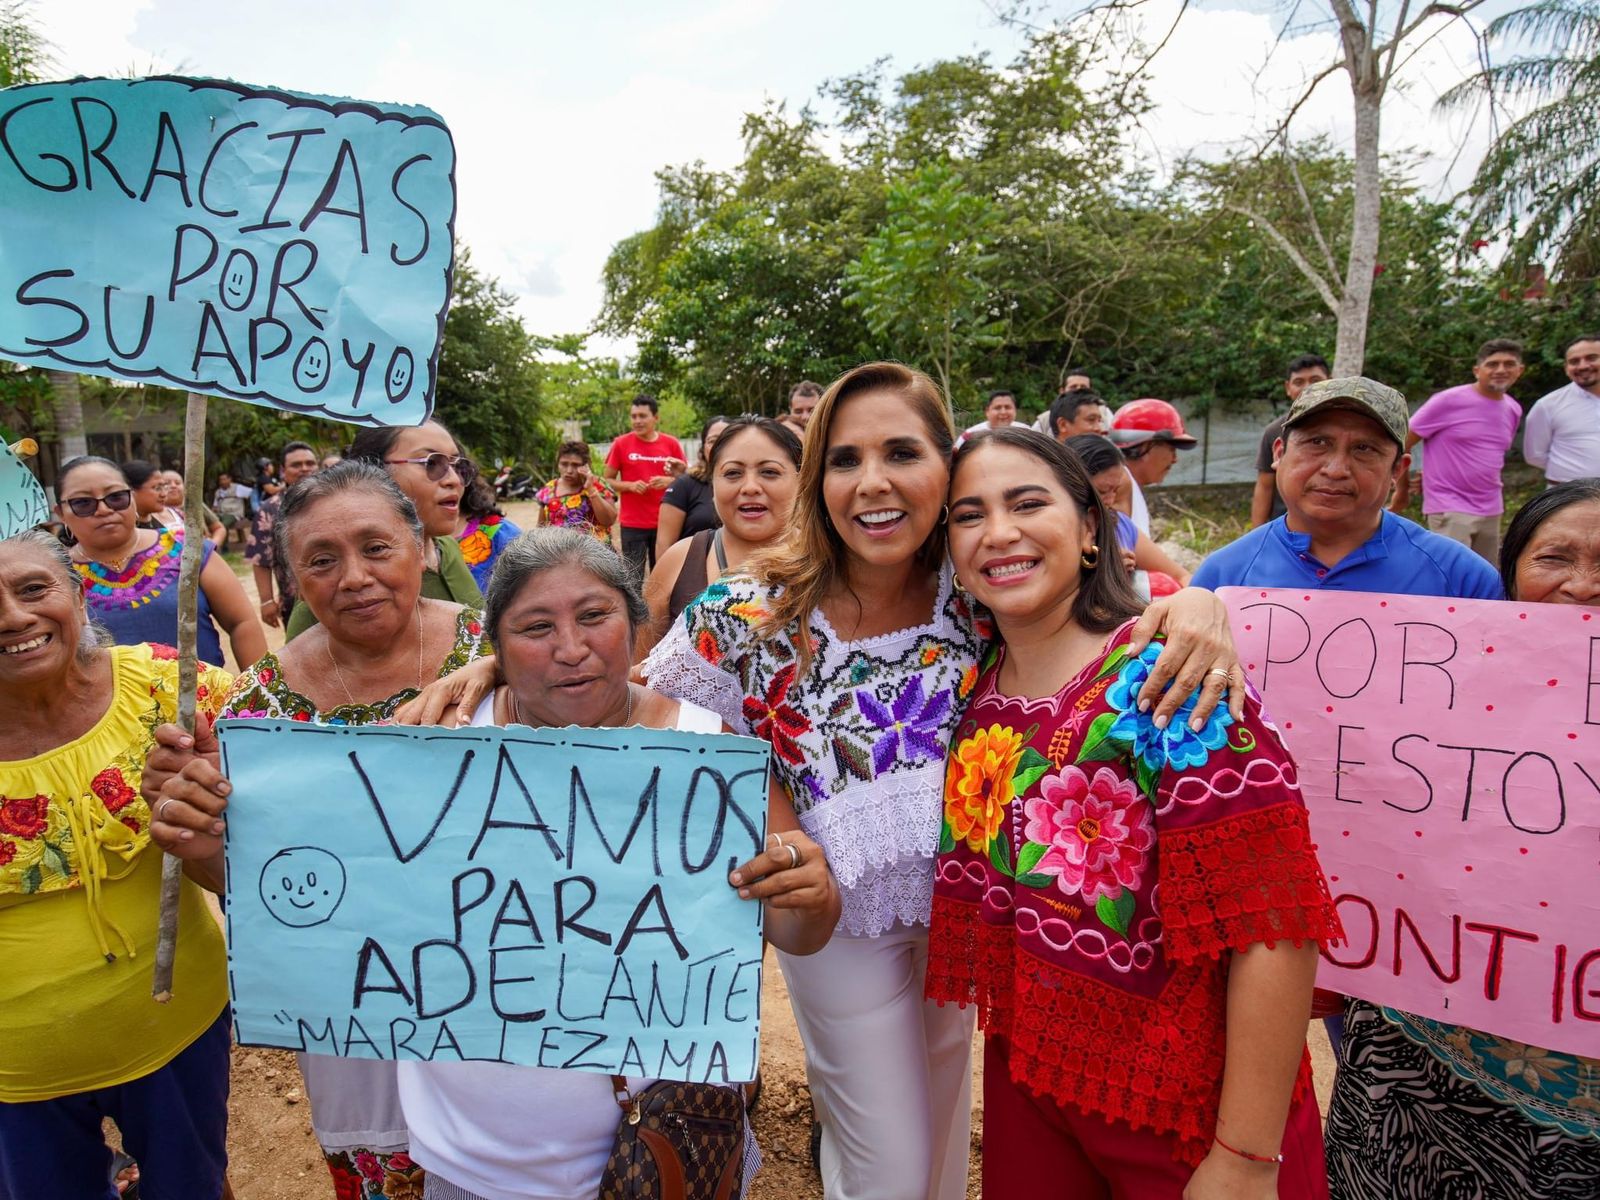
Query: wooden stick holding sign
[
  {"left": 0, "top": 76, "right": 457, "bottom": 1002},
  {"left": 152, "top": 393, "right": 208, "bottom": 1002}
]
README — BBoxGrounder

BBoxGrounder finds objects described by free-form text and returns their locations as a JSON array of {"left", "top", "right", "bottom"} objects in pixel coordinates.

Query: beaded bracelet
[{"left": 1214, "top": 1132, "right": 1284, "bottom": 1165}]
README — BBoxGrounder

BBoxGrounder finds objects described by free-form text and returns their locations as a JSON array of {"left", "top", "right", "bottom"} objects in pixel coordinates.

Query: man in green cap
[{"left": 1193, "top": 375, "right": 1502, "bottom": 597}]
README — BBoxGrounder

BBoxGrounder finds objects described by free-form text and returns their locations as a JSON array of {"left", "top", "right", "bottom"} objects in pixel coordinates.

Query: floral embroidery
[
  {"left": 856, "top": 675, "right": 951, "bottom": 775},
  {"left": 943, "top": 725, "right": 1025, "bottom": 852},
  {"left": 742, "top": 663, "right": 811, "bottom": 765},
  {"left": 1488, "top": 1042, "right": 1566, "bottom": 1091},
  {"left": 928, "top": 627, "right": 1341, "bottom": 1165},
  {"left": 456, "top": 514, "right": 522, "bottom": 590},
  {"left": 324, "top": 1148, "right": 422, "bottom": 1200},
  {"left": 223, "top": 608, "right": 491, "bottom": 726},
  {"left": 536, "top": 479, "right": 617, "bottom": 540},
  {"left": 1104, "top": 644, "right": 1233, "bottom": 773},
  {"left": 0, "top": 795, "right": 48, "bottom": 838},
  {"left": 0, "top": 646, "right": 232, "bottom": 899},
  {"left": 89, "top": 768, "right": 138, "bottom": 813},
  {"left": 645, "top": 566, "right": 982, "bottom": 936},
  {"left": 457, "top": 518, "right": 494, "bottom": 566},
  {"left": 695, "top": 629, "right": 723, "bottom": 666},
  {"left": 74, "top": 528, "right": 183, "bottom": 611},
  {"left": 1023, "top": 764, "right": 1154, "bottom": 904}
]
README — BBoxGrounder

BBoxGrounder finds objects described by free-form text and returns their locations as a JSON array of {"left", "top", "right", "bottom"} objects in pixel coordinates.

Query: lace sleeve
[
  {"left": 1156, "top": 698, "right": 1343, "bottom": 961},
  {"left": 640, "top": 619, "right": 749, "bottom": 733}
]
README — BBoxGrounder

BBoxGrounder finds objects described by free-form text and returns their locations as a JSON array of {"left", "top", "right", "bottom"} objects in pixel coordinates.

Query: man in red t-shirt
[{"left": 604, "top": 395, "right": 686, "bottom": 572}]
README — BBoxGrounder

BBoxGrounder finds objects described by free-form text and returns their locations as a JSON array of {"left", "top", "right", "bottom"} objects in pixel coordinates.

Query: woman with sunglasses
[
  {"left": 284, "top": 421, "right": 484, "bottom": 639},
  {"left": 55, "top": 456, "right": 266, "bottom": 669}
]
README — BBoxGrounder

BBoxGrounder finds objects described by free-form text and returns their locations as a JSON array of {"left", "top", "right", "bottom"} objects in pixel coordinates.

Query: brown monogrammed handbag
[{"left": 597, "top": 1075, "right": 745, "bottom": 1200}]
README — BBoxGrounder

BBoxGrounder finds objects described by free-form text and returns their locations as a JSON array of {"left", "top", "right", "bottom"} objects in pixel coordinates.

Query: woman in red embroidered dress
[{"left": 927, "top": 428, "right": 1343, "bottom": 1200}]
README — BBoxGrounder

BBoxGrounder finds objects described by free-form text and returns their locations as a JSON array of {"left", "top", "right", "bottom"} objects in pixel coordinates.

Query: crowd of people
[{"left": 1, "top": 338, "right": 1597, "bottom": 1200}]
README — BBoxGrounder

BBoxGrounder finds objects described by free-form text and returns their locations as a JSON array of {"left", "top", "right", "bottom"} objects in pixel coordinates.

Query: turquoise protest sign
[
  {"left": 219, "top": 720, "right": 770, "bottom": 1082},
  {"left": 0, "top": 441, "right": 48, "bottom": 537},
  {"left": 0, "top": 77, "right": 454, "bottom": 425}
]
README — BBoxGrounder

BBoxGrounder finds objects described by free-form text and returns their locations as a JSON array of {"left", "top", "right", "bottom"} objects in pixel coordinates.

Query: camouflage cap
[{"left": 1283, "top": 376, "right": 1408, "bottom": 447}]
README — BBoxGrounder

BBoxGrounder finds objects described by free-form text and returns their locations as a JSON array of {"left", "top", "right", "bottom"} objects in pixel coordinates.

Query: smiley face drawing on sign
[{"left": 259, "top": 847, "right": 347, "bottom": 927}]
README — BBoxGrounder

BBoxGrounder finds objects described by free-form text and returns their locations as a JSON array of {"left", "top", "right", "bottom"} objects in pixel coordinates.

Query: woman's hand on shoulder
[
  {"left": 729, "top": 830, "right": 839, "bottom": 956},
  {"left": 394, "top": 653, "right": 500, "bottom": 727},
  {"left": 140, "top": 715, "right": 219, "bottom": 806},
  {"left": 1127, "top": 587, "right": 1245, "bottom": 730}
]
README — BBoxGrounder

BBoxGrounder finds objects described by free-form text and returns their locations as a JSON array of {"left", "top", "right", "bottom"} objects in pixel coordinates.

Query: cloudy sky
[{"left": 54, "top": 0, "right": 1499, "bottom": 354}]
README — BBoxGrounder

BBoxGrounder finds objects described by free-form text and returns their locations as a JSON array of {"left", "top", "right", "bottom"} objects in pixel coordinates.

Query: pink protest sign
[{"left": 1219, "top": 587, "right": 1600, "bottom": 1056}]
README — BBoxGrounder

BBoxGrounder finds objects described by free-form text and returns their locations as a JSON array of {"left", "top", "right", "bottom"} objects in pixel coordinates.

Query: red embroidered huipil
[{"left": 926, "top": 627, "right": 1343, "bottom": 1165}]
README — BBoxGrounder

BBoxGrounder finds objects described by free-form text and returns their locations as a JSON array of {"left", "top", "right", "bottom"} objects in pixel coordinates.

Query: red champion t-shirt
[{"left": 605, "top": 432, "right": 685, "bottom": 529}]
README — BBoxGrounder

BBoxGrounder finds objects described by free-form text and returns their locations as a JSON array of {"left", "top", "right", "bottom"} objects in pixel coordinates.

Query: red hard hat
[{"left": 1110, "top": 398, "right": 1197, "bottom": 448}]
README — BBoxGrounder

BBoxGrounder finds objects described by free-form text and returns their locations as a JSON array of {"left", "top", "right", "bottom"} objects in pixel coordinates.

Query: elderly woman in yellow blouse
[{"left": 0, "top": 530, "right": 233, "bottom": 1199}]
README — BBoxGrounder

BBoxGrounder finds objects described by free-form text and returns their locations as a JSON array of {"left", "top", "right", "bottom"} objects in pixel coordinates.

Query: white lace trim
[
  {"left": 810, "top": 559, "right": 957, "bottom": 651},
  {"left": 797, "top": 768, "right": 942, "bottom": 888},
  {"left": 836, "top": 859, "right": 934, "bottom": 937},
  {"left": 640, "top": 624, "right": 748, "bottom": 733}
]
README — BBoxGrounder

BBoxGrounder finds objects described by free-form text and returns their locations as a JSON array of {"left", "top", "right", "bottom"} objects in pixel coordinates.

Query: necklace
[
  {"left": 512, "top": 682, "right": 634, "bottom": 729},
  {"left": 326, "top": 605, "right": 425, "bottom": 708},
  {"left": 89, "top": 530, "right": 144, "bottom": 573}
]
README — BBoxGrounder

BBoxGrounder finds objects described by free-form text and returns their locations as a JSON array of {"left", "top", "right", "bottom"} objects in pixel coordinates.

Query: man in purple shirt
[{"left": 1393, "top": 337, "right": 1524, "bottom": 562}]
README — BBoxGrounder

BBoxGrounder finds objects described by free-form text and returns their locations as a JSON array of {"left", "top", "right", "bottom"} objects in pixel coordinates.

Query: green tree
[
  {"left": 846, "top": 162, "right": 1004, "bottom": 402},
  {"left": 433, "top": 250, "right": 543, "bottom": 462},
  {"left": 1441, "top": 0, "right": 1600, "bottom": 279},
  {"left": 0, "top": 0, "right": 48, "bottom": 87}
]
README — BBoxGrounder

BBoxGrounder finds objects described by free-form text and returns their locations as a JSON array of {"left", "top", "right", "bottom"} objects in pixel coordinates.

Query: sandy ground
[{"left": 211, "top": 505, "right": 1332, "bottom": 1199}]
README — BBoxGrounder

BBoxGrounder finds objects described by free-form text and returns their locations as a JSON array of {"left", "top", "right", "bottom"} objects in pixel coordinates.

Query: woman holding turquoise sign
[
  {"left": 380, "top": 527, "right": 836, "bottom": 1199},
  {"left": 146, "top": 461, "right": 493, "bottom": 1200},
  {"left": 0, "top": 529, "right": 234, "bottom": 1199},
  {"left": 1323, "top": 478, "right": 1600, "bottom": 1200}
]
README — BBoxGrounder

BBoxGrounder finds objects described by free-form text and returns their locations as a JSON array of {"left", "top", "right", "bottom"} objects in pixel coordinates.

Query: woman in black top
[{"left": 655, "top": 414, "right": 729, "bottom": 561}]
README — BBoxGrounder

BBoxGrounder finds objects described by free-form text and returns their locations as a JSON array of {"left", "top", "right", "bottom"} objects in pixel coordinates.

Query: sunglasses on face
[
  {"left": 61, "top": 489, "right": 134, "bottom": 518},
  {"left": 384, "top": 453, "right": 477, "bottom": 483}
]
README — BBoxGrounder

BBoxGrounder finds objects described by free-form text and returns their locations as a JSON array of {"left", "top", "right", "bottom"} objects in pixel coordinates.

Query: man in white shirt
[
  {"left": 957, "top": 389, "right": 1017, "bottom": 446},
  {"left": 1524, "top": 334, "right": 1600, "bottom": 484}
]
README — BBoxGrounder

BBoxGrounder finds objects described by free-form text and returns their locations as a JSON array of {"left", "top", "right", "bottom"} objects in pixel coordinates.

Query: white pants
[{"left": 777, "top": 926, "right": 975, "bottom": 1200}]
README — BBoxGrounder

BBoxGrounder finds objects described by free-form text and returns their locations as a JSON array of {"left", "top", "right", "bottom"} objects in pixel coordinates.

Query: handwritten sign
[
  {"left": 218, "top": 720, "right": 769, "bottom": 1082},
  {"left": 0, "top": 77, "right": 454, "bottom": 425},
  {"left": 1220, "top": 588, "right": 1600, "bottom": 1055},
  {"left": 0, "top": 442, "right": 48, "bottom": 537}
]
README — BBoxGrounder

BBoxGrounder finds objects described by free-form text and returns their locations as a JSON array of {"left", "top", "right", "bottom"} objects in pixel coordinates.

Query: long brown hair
[
  {"left": 954, "top": 427, "right": 1144, "bottom": 634},
  {"left": 748, "top": 362, "right": 955, "bottom": 672}
]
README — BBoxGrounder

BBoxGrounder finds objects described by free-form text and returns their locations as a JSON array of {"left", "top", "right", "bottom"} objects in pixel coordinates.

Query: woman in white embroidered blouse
[{"left": 641, "top": 362, "right": 1247, "bottom": 1200}]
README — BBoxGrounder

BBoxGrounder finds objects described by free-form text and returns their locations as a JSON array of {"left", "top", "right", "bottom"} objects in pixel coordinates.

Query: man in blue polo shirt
[
  {"left": 1193, "top": 375, "right": 1501, "bottom": 1067},
  {"left": 1193, "top": 376, "right": 1502, "bottom": 599}
]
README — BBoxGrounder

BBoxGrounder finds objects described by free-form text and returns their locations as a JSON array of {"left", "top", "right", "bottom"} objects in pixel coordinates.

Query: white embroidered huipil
[{"left": 641, "top": 566, "right": 984, "bottom": 936}]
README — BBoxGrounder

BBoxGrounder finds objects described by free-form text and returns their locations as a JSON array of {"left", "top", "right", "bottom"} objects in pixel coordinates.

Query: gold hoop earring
[
  {"left": 952, "top": 572, "right": 966, "bottom": 595},
  {"left": 1081, "top": 544, "right": 1100, "bottom": 570}
]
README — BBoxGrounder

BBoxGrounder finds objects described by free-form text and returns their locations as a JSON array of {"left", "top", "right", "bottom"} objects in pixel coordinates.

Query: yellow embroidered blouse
[{"left": 0, "top": 643, "right": 232, "bottom": 1102}]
